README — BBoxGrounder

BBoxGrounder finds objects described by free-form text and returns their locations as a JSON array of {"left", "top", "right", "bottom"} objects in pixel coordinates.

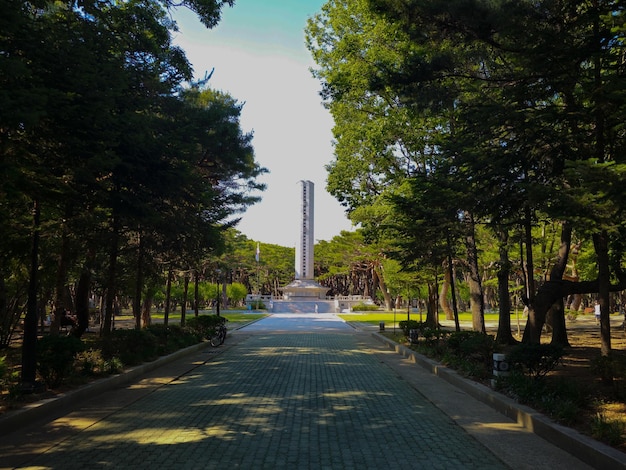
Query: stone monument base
[{"left": 281, "top": 279, "right": 329, "bottom": 300}]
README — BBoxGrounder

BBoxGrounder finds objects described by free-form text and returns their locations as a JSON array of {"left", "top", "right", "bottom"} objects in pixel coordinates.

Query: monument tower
[
  {"left": 296, "top": 180, "right": 314, "bottom": 280},
  {"left": 281, "top": 180, "right": 329, "bottom": 301}
]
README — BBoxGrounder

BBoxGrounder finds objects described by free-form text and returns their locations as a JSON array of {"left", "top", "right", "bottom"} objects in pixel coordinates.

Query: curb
[
  {"left": 372, "top": 332, "right": 626, "bottom": 470},
  {"left": 0, "top": 340, "right": 212, "bottom": 437}
]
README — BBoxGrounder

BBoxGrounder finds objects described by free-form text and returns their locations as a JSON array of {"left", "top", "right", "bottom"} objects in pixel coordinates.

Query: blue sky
[{"left": 172, "top": 1, "right": 354, "bottom": 247}]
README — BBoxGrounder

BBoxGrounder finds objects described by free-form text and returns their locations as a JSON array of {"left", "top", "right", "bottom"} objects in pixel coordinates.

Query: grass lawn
[
  {"left": 139, "top": 309, "right": 268, "bottom": 328},
  {"left": 338, "top": 311, "right": 505, "bottom": 326}
]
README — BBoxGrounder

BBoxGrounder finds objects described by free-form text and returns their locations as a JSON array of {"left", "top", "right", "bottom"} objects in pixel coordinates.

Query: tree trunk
[
  {"left": 593, "top": 231, "right": 611, "bottom": 356},
  {"left": 133, "top": 231, "right": 144, "bottom": 330},
  {"left": 72, "top": 265, "right": 91, "bottom": 338},
  {"left": 102, "top": 213, "right": 119, "bottom": 337},
  {"left": 141, "top": 295, "right": 152, "bottom": 327},
  {"left": 523, "top": 222, "right": 572, "bottom": 343},
  {"left": 51, "top": 214, "right": 71, "bottom": 336},
  {"left": 164, "top": 266, "right": 172, "bottom": 327},
  {"left": 439, "top": 266, "right": 453, "bottom": 319},
  {"left": 446, "top": 231, "right": 460, "bottom": 332},
  {"left": 181, "top": 272, "right": 189, "bottom": 327},
  {"left": 373, "top": 265, "right": 392, "bottom": 310},
  {"left": 425, "top": 280, "right": 439, "bottom": 327},
  {"left": 495, "top": 226, "right": 516, "bottom": 344},
  {"left": 194, "top": 270, "right": 200, "bottom": 317},
  {"left": 549, "top": 298, "right": 570, "bottom": 347},
  {"left": 523, "top": 207, "right": 536, "bottom": 304},
  {"left": 465, "top": 212, "right": 485, "bottom": 333},
  {"left": 21, "top": 199, "right": 40, "bottom": 391}
]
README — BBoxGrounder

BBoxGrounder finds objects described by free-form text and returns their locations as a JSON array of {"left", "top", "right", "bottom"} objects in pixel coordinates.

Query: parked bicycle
[{"left": 210, "top": 318, "right": 228, "bottom": 347}]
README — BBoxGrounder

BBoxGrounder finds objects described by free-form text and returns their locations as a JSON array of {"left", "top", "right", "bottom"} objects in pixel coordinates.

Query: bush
[
  {"left": 75, "top": 349, "right": 105, "bottom": 376},
  {"left": 351, "top": 303, "right": 379, "bottom": 312},
  {"left": 186, "top": 314, "right": 224, "bottom": 340},
  {"left": 100, "top": 329, "right": 158, "bottom": 366},
  {"left": 146, "top": 324, "right": 199, "bottom": 355},
  {"left": 0, "top": 355, "right": 6, "bottom": 382},
  {"left": 506, "top": 342, "right": 564, "bottom": 380},
  {"left": 73, "top": 348, "right": 124, "bottom": 377},
  {"left": 422, "top": 327, "right": 449, "bottom": 345},
  {"left": 398, "top": 320, "right": 423, "bottom": 336},
  {"left": 442, "top": 331, "right": 495, "bottom": 380},
  {"left": 590, "top": 354, "right": 626, "bottom": 398},
  {"left": 591, "top": 413, "right": 626, "bottom": 446},
  {"left": 37, "top": 334, "right": 85, "bottom": 388}
]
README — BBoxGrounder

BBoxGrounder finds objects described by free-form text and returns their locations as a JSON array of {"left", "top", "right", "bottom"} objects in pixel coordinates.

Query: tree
[{"left": 0, "top": 0, "right": 248, "bottom": 389}]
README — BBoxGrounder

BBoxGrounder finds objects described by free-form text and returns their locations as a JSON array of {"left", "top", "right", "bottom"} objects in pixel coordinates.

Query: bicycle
[{"left": 210, "top": 318, "right": 228, "bottom": 347}]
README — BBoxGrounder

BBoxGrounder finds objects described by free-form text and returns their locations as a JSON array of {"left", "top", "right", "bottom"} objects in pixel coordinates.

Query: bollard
[
  {"left": 379, "top": 321, "right": 385, "bottom": 331},
  {"left": 492, "top": 353, "right": 510, "bottom": 377}
]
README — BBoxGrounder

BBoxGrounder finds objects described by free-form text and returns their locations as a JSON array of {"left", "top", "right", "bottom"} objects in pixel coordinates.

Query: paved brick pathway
[{"left": 16, "top": 326, "right": 507, "bottom": 469}]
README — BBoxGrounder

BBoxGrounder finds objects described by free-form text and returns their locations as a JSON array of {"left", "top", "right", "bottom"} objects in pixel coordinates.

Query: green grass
[
  {"left": 117, "top": 309, "right": 267, "bottom": 328},
  {"left": 221, "top": 312, "right": 267, "bottom": 326},
  {"left": 338, "top": 311, "right": 504, "bottom": 325}
]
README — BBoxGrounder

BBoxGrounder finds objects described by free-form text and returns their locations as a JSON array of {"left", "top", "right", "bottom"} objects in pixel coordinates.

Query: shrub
[
  {"left": 74, "top": 348, "right": 126, "bottom": 377},
  {"left": 440, "top": 331, "right": 495, "bottom": 380},
  {"left": 591, "top": 413, "right": 626, "bottom": 446},
  {"left": 590, "top": 354, "right": 626, "bottom": 399},
  {"left": 146, "top": 324, "right": 199, "bottom": 355},
  {"left": 421, "top": 327, "right": 449, "bottom": 345},
  {"left": 37, "top": 334, "right": 85, "bottom": 388},
  {"left": 351, "top": 303, "right": 379, "bottom": 312},
  {"left": 0, "top": 355, "right": 6, "bottom": 382},
  {"left": 506, "top": 342, "right": 564, "bottom": 379},
  {"left": 100, "top": 329, "right": 158, "bottom": 366},
  {"left": 75, "top": 349, "right": 105, "bottom": 376},
  {"left": 398, "top": 320, "right": 422, "bottom": 337},
  {"left": 186, "top": 314, "right": 224, "bottom": 340}
]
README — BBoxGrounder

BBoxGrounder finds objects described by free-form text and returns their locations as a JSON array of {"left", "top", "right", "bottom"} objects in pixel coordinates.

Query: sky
[{"left": 171, "top": 1, "right": 354, "bottom": 247}]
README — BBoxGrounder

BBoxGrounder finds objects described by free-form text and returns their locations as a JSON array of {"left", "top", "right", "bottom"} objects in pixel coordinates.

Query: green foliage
[
  {"left": 506, "top": 343, "right": 564, "bottom": 380},
  {"left": 448, "top": 331, "right": 495, "bottom": 362},
  {"left": 590, "top": 354, "right": 626, "bottom": 398},
  {"left": 398, "top": 319, "right": 422, "bottom": 336},
  {"left": 100, "top": 329, "right": 158, "bottom": 366},
  {"left": 421, "top": 327, "right": 449, "bottom": 345},
  {"left": 351, "top": 303, "right": 379, "bottom": 312},
  {"left": 145, "top": 324, "right": 200, "bottom": 355},
  {"left": 36, "top": 335, "right": 85, "bottom": 388},
  {"left": 442, "top": 331, "right": 495, "bottom": 380},
  {"left": 0, "top": 355, "right": 6, "bottom": 382},
  {"left": 591, "top": 413, "right": 626, "bottom": 446},
  {"left": 185, "top": 314, "right": 224, "bottom": 340},
  {"left": 227, "top": 282, "right": 248, "bottom": 305},
  {"left": 74, "top": 349, "right": 122, "bottom": 376},
  {"left": 497, "top": 371, "right": 589, "bottom": 425}
]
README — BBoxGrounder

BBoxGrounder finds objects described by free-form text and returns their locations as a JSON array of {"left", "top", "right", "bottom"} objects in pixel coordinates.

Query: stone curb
[
  {"left": 372, "top": 332, "right": 626, "bottom": 470},
  {"left": 0, "top": 340, "right": 212, "bottom": 437}
]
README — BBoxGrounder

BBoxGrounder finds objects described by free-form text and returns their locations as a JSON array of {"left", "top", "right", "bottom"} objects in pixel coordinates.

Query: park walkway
[{"left": 1, "top": 314, "right": 595, "bottom": 469}]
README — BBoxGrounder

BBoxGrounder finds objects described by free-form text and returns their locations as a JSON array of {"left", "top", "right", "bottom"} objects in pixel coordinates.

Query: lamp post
[{"left": 216, "top": 269, "right": 221, "bottom": 316}]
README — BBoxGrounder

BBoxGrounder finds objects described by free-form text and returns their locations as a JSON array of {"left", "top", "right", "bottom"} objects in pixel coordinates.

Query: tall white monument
[
  {"left": 281, "top": 180, "right": 329, "bottom": 300},
  {"left": 295, "top": 180, "right": 314, "bottom": 280}
]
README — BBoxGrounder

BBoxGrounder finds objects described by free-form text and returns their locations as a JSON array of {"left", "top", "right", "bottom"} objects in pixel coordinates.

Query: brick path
[
  {"left": 13, "top": 332, "right": 506, "bottom": 469},
  {"left": 2, "top": 313, "right": 599, "bottom": 469}
]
